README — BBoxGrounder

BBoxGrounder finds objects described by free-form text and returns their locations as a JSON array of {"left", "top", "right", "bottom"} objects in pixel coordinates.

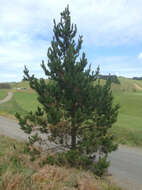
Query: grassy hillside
[
  {"left": 10, "top": 81, "right": 30, "bottom": 89},
  {"left": 0, "top": 90, "right": 39, "bottom": 117},
  {"left": 1, "top": 77, "right": 142, "bottom": 147},
  {"left": 111, "top": 77, "right": 142, "bottom": 92},
  {"left": 0, "top": 135, "right": 121, "bottom": 190},
  {"left": 110, "top": 78, "right": 142, "bottom": 146},
  {"left": 0, "top": 90, "right": 7, "bottom": 100}
]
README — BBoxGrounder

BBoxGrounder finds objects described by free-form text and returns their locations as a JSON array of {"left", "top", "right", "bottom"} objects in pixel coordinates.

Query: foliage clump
[{"left": 16, "top": 6, "right": 119, "bottom": 176}]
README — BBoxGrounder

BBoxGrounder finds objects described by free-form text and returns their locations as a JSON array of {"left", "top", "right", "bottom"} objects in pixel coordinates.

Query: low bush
[{"left": 38, "top": 150, "right": 109, "bottom": 177}]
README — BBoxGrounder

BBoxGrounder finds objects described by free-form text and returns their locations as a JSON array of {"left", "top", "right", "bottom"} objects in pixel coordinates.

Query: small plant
[{"left": 92, "top": 156, "right": 110, "bottom": 176}]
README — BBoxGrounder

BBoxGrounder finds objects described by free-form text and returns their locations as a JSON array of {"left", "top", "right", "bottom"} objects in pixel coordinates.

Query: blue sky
[{"left": 1, "top": 0, "right": 142, "bottom": 82}]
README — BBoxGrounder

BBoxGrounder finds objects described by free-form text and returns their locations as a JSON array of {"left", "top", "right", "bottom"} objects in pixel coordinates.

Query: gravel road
[
  {"left": 0, "top": 115, "right": 142, "bottom": 190},
  {"left": 0, "top": 115, "right": 27, "bottom": 141},
  {"left": 108, "top": 146, "right": 142, "bottom": 190}
]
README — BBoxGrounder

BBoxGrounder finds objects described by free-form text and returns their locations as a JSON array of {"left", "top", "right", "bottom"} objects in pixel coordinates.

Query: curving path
[
  {"left": 0, "top": 92, "right": 13, "bottom": 104},
  {"left": 134, "top": 83, "right": 142, "bottom": 90},
  {"left": 0, "top": 115, "right": 141, "bottom": 189}
]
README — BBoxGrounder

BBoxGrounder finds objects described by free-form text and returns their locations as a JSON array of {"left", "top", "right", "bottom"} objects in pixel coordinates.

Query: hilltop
[{"left": 2, "top": 76, "right": 142, "bottom": 91}]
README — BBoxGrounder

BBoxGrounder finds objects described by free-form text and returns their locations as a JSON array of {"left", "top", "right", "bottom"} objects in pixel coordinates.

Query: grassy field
[
  {"left": 0, "top": 90, "right": 7, "bottom": 100},
  {"left": 0, "top": 135, "right": 120, "bottom": 190},
  {"left": 111, "top": 78, "right": 142, "bottom": 146},
  {"left": 112, "top": 92, "right": 142, "bottom": 146},
  {"left": 0, "top": 78, "right": 142, "bottom": 147},
  {"left": 10, "top": 81, "right": 30, "bottom": 89},
  {"left": 0, "top": 90, "right": 39, "bottom": 117}
]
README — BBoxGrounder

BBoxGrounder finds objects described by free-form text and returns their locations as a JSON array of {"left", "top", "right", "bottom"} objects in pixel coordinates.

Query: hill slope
[
  {"left": 0, "top": 77, "right": 142, "bottom": 146},
  {"left": 110, "top": 77, "right": 142, "bottom": 146}
]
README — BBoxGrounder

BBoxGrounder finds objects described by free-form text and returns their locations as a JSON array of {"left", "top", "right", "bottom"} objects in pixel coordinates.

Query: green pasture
[
  {"left": 10, "top": 81, "right": 30, "bottom": 89},
  {"left": 0, "top": 78, "right": 142, "bottom": 147},
  {"left": 0, "top": 90, "right": 7, "bottom": 100},
  {"left": 0, "top": 90, "right": 39, "bottom": 116},
  {"left": 109, "top": 78, "right": 142, "bottom": 146},
  {"left": 112, "top": 90, "right": 142, "bottom": 146}
]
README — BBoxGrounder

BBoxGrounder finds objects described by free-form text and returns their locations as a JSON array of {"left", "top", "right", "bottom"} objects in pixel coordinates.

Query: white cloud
[
  {"left": 0, "top": 0, "right": 142, "bottom": 81},
  {"left": 138, "top": 53, "right": 142, "bottom": 59},
  {"left": 1, "top": 0, "right": 142, "bottom": 46},
  {"left": 93, "top": 55, "right": 142, "bottom": 77}
]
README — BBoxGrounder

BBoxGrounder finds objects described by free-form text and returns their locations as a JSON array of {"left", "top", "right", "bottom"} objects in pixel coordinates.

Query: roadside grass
[
  {"left": 0, "top": 135, "right": 121, "bottom": 190},
  {"left": 111, "top": 90, "right": 142, "bottom": 147},
  {"left": 0, "top": 90, "right": 7, "bottom": 100},
  {"left": 111, "top": 125, "right": 142, "bottom": 146}
]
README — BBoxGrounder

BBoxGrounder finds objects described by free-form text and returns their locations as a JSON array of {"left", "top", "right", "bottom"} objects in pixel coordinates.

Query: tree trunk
[{"left": 71, "top": 125, "right": 76, "bottom": 150}]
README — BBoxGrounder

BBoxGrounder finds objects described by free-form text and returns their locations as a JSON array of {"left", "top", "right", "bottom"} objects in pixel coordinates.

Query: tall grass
[{"left": 0, "top": 135, "right": 121, "bottom": 190}]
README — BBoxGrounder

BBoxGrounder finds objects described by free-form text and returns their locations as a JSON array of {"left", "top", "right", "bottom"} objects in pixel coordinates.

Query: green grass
[
  {"left": 94, "top": 77, "right": 142, "bottom": 146},
  {"left": 109, "top": 78, "right": 142, "bottom": 147},
  {"left": 10, "top": 81, "right": 30, "bottom": 89},
  {"left": 0, "top": 90, "right": 39, "bottom": 116},
  {"left": 13, "top": 90, "right": 39, "bottom": 112},
  {"left": 0, "top": 90, "right": 7, "bottom": 100},
  {"left": 1, "top": 77, "right": 142, "bottom": 147},
  {"left": 111, "top": 91, "right": 142, "bottom": 146},
  {"left": 111, "top": 77, "right": 142, "bottom": 92}
]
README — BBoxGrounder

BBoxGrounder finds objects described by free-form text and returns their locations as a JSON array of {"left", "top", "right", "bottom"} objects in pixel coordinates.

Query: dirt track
[
  {"left": 0, "top": 92, "right": 13, "bottom": 104},
  {"left": 134, "top": 83, "right": 142, "bottom": 90}
]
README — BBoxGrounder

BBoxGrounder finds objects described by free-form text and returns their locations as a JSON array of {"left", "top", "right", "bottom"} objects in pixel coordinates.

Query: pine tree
[{"left": 16, "top": 6, "right": 119, "bottom": 176}]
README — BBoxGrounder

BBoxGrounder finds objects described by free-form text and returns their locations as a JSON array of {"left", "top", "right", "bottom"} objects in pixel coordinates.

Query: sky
[{"left": 1, "top": 0, "right": 142, "bottom": 82}]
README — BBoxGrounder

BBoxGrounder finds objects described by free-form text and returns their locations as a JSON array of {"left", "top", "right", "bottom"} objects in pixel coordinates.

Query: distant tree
[
  {"left": 133, "top": 77, "right": 142, "bottom": 80},
  {"left": 16, "top": 6, "right": 119, "bottom": 176},
  {"left": 0, "top": 83, "right": 11, "bottom": 89},
  {"left": 98, "top": 75, "right": 120, "bottom": 84}
]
